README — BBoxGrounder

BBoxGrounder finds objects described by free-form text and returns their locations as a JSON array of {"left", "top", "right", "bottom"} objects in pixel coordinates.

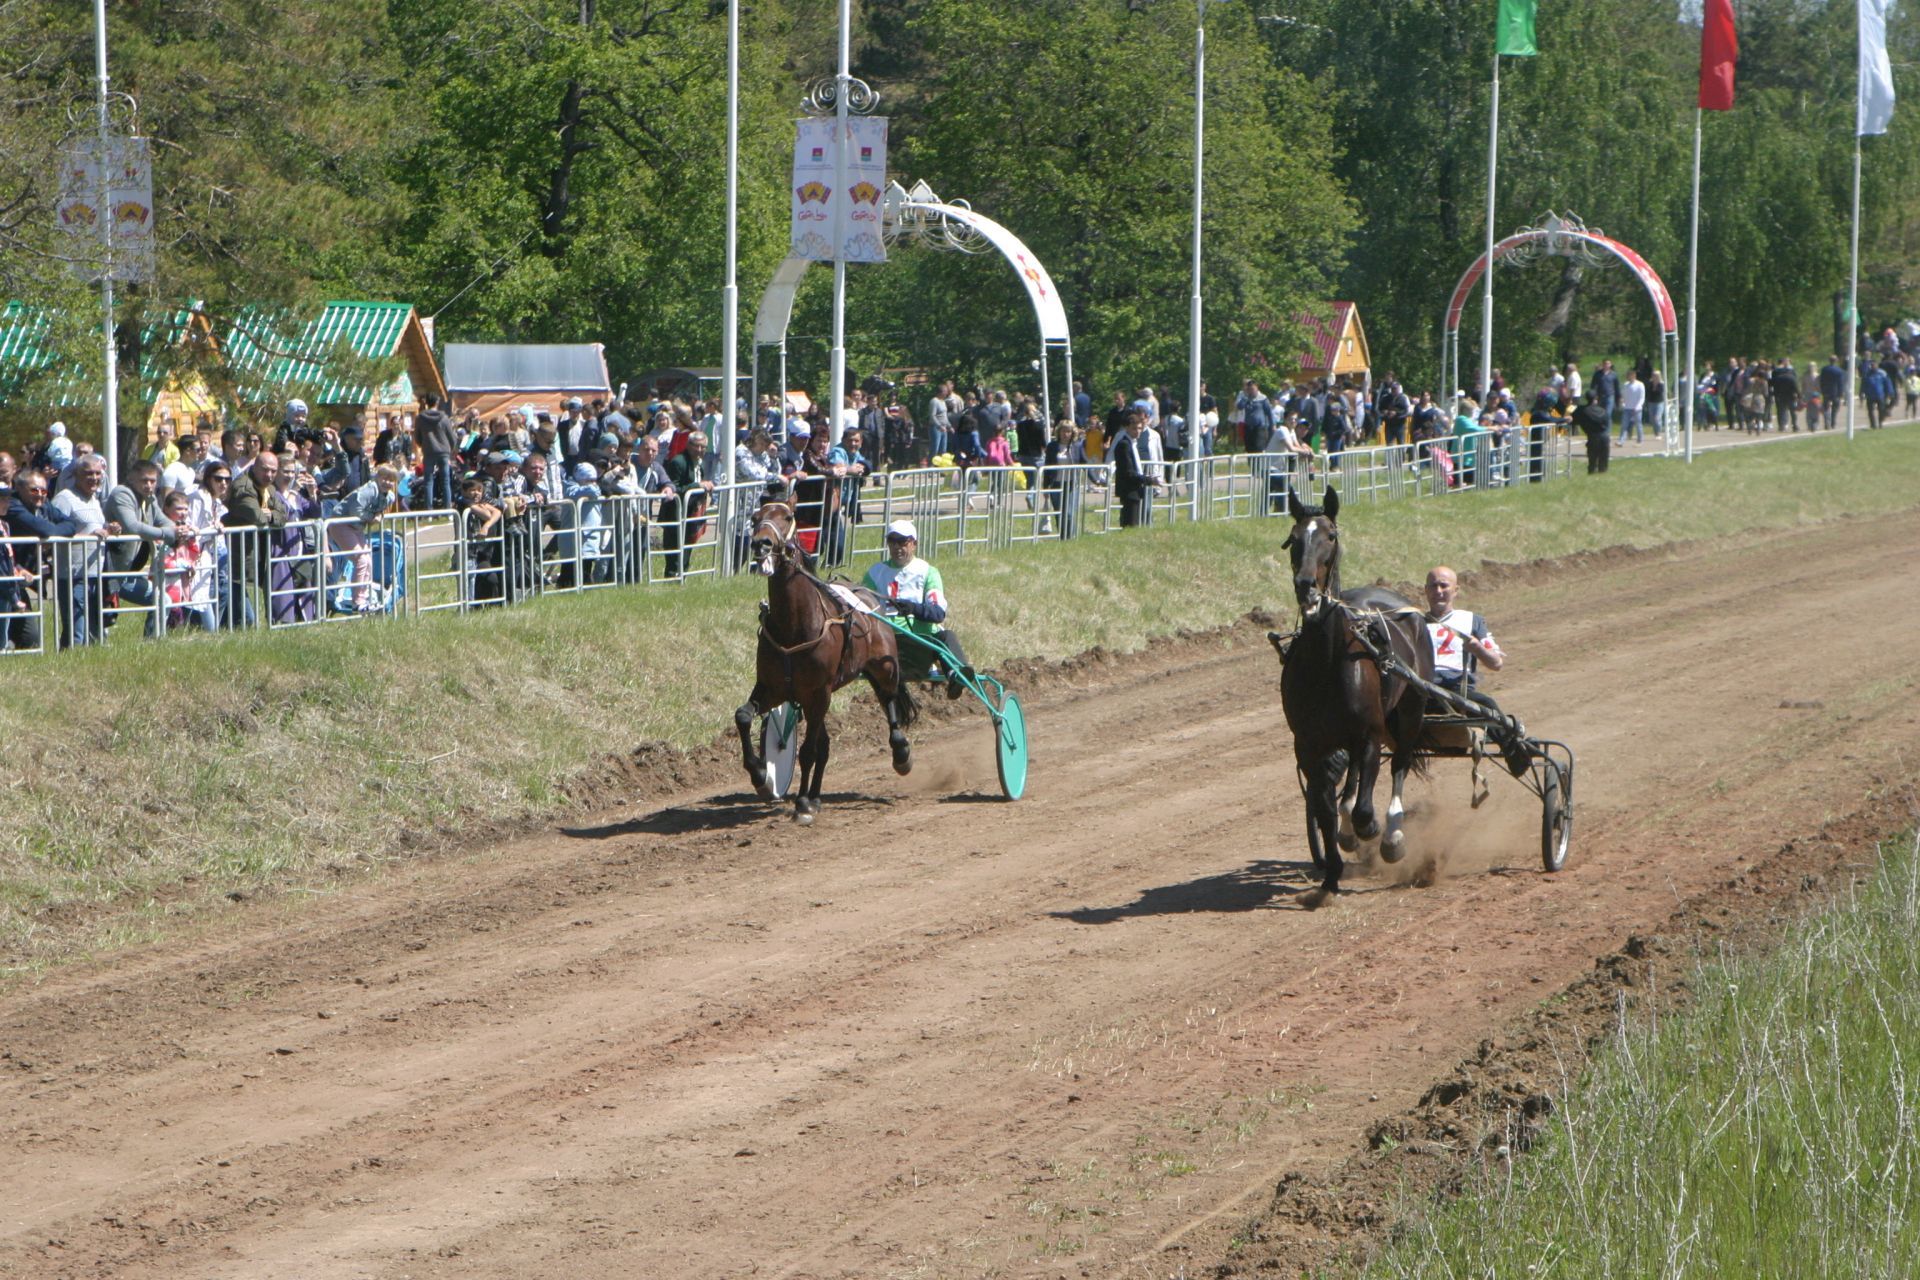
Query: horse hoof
[
  {"left": 1380, "top": 829, "right": 1406, "bottom": 863},
  {"left": 893, "top": 752, "right": 912, "bottom": 777},
  {"left": 1336, "top": 830, "right": 1360, "bottom": 853},
  {"left": 1300, "top": 885, "right": 1336, "bottom": 911},
  {"left": 755, "top": 782, "right": 774, "bottom": 801},
  {"left": 794, "top": 810, "right": 814, "bottom": 826}
]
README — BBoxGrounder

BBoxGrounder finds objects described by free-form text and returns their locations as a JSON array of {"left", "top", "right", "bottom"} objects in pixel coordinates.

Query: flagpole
[
  {"left": 829, "top": 0, "right": 850, "bottom": 446},
  {"left": 722, "top": 0, "right": 740, "bottom": 491},
  {"left": 94, "top": 0, "right": 119, "bottom": 491},
  {"left": 1847, "top": 134, "right": 1861, "bottom": 442},
  {"left": 1479, "top": 51, "right": 1500, "bottom": 410},
  {"left": 1683, "top": 107, "right": 1701, "bottom": 465}
]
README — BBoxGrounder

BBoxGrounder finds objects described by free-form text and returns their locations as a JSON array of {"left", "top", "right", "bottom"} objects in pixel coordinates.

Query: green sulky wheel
[{"left": 993, "top": 690, "right": 1029, "bottom": 801}]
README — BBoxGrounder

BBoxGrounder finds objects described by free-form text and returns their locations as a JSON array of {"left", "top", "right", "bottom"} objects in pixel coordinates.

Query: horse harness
[{"left": 753, "top": 506, "right": 883, "bottom": 693}]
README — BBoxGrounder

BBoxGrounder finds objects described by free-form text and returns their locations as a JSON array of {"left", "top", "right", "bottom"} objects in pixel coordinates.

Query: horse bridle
[
  {"left": 1285, "top": 514, "right": 1339, "bottom": 621},
  {"left": 748, "top": 501, "right": 802, "bottom": 577}
]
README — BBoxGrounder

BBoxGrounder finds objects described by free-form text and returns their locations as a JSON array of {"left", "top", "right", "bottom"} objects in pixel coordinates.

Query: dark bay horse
[
  {"left": 1278, "top": 488, "right": 1433, "bottom": 899},
  {"left": 734, "top": 501, "right": 917, "bottom": 823}
]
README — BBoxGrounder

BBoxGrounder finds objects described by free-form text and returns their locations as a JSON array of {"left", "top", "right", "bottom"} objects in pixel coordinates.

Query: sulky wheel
[
  {"left": 992, "top": 689, "right": 1029, "bottom": 801},
  {"left": 1540, "top": 760, "right": 1573, "bottom": 872},
  {"left": 760, "top": 703, "right": 801, "bottom": 801}
]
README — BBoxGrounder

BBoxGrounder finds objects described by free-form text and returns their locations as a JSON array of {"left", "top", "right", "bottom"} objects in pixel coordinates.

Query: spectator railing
[{"left": 0, "top": 428, "right": 1579, "bottom": 657}]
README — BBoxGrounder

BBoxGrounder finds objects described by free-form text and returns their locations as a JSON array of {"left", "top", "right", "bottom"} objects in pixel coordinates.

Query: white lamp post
[
  {"left": 1187, "top": 0, "right": 1231, "bottom": 515},
  {"left": 721, "top": 0, "right": 740, "bottom": 491}
]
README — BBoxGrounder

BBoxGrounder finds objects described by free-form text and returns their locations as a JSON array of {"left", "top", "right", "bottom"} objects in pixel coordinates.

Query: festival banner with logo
[
  {"left": 842, "top": 117, "right": 887, "bottom": 264},
  {"left": 790, "top": 118, "right": 836, "bottom": 262},
  {"left": 55, "top": 135, "right": 155, "bottom": 283},
  {"left": 789, "top": 117, "right": 888, "bottom": 264}
]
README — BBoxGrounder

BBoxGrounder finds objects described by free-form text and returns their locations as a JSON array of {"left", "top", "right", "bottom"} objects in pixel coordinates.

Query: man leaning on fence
[
  {"left": 106, "top": 461, "right": 190, "bottom": 630},
  {"left": 50, "top": 455, "right": 111, "bottom": 649},
  {"left": 227, "top": 451, "right": 290, "bottom": 613}
]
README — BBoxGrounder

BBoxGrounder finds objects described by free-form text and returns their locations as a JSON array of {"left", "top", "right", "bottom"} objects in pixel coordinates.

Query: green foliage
[
  {"left": 381, "top": 0, "right": 796, "bottom": 376},
  {"left": 882, "top": 0, "right": 1354, "bottom": 400},
  {"left": 7, "top": 0, "right": 1920, "bottom": 425},
  {"left": 1267, "top": 0, "right": 1920, "bottom": 392}
]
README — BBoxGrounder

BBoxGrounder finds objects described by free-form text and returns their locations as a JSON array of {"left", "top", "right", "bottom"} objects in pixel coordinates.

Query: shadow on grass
[
  {"left": 563, "top": 792, "right": 891, "bottom": 839},
  {"left": 1052, "top": 858, "right": 1357, "bottom": 921}
]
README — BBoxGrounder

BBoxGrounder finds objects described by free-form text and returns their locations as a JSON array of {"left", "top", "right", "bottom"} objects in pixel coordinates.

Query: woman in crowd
[{"left": 270, "top": 456, "right": 321, "bottom": 624}]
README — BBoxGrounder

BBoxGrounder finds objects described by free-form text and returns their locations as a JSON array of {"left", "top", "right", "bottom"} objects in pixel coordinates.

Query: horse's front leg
[
  {"left": 736, "top": 680, "right": 777, "bottom": 800},
  {"left": 793, "top": 695, "right": 827, "bottom": 824},
  {"left": 1335, "top": 751, "right": 1360, "bottom": 851},
  {"left": 1303, "top": 752, "right": 1345, "bottom": 900},
  {"left": 1349, "top": 737, "right": 1385, "bottom": 843}
]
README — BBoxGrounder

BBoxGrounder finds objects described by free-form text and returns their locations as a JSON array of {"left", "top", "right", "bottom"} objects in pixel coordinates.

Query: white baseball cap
[{"left": 885, "top": 519, "right": 918, "bottom": 542}]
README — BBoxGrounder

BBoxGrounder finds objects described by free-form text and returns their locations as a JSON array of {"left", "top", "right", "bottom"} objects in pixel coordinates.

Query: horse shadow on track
[
  {"left": 563, "top": 793, "right": 893, "bottom": 839},
  {"left": 1052, "top": 858, "right": 1371, "bottom": 922}
]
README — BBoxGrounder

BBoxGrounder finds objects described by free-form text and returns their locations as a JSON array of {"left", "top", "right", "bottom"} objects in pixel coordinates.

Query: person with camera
[{"left": 317, "top": 422, "right": 372, "bottom": 505}]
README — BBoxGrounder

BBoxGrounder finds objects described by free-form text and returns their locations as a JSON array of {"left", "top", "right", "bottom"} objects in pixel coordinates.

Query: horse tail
[{"left": 892, "top": 681, "right": 920, "bottom": 730}]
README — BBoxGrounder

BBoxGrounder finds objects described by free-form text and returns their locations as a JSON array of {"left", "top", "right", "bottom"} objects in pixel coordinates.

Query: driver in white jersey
[
  {"left": 864, "top": 518, "right": 973, "bottom": 699},
  {"left": 1424, "top": 565, "right": 1527, "bottom": 772}
]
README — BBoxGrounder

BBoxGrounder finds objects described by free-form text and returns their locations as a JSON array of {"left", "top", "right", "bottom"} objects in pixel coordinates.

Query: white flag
[{"left": 1860, "top": 0, "right": 1895, "bottom": 137}]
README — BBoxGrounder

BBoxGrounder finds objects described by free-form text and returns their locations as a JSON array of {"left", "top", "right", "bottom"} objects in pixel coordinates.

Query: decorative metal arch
[
  {"left": 1440, "top": 213, "right": 1681, "bottom": 454},
  {"left": 751, "top": 180, "right": 1073, "bottom": 432}
]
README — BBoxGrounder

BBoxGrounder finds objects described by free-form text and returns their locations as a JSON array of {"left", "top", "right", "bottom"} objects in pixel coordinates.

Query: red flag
[{"left": 1699, "top": 0, "right": 1738, "bottom": 111}]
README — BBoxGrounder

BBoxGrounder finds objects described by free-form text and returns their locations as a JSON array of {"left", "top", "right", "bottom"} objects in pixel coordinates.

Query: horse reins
[{"left": 751, "top": 504, "right": 877, "bottom": 669}]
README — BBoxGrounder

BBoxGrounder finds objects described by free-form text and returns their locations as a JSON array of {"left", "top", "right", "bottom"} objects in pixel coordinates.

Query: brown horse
[
  {"left": 1278, "top": 488, "right": 1432, "bottom": 900},
  {"left": 734, "top": 500, "right": 916, "bottom": 823}
]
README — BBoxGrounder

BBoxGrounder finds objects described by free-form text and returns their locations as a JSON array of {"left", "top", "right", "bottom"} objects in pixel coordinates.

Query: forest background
[{"left": 3, "top": 0, "right": 1918, "bottom": 421}]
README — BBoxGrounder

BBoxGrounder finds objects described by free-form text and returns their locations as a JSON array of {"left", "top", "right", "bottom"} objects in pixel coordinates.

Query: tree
[{"left": 876, "top": 0, "right": 1354, "bottom": 402}]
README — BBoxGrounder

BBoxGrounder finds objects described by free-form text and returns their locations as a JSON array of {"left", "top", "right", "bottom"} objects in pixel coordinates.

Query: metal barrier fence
[{"left": 0, "top": 429, "right": 1574, "bottom": 656}]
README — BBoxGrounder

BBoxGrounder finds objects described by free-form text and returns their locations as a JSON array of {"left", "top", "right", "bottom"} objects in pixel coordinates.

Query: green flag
[{"left": 1496, "top": 0, "right": 1537, "bottom": 56}]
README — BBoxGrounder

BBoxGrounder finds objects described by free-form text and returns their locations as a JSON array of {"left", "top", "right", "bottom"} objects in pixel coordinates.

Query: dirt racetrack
[{"left": 6, "top": 511, "right": 1920, "bottom": 1279}]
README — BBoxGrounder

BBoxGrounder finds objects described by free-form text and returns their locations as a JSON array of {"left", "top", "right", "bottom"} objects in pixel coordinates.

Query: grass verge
[
  {"left": 1360, "top": 829, "right": 1920, "bottom": 1279},
  {"left": 3, "top": 428, "right": 1918, "bottom": 968}
]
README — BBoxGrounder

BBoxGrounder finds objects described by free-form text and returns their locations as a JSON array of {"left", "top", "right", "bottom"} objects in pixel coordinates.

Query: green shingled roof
[
  {"left": 223, "top": 301, "right": 417, "bottom": 406},
  {"left": 0, "top": 301, "right": 202, "bottom": 407}
]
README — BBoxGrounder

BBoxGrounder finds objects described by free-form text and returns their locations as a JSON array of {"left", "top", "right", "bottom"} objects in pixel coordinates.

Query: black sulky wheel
[{"left": 1540, "top": 760, "right": 1573, "bottom": 872}]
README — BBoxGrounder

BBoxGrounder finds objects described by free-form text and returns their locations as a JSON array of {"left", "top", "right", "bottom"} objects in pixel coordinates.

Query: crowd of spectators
[{"left": 6, "top": 335, "right": 1913, "bottom": 654}]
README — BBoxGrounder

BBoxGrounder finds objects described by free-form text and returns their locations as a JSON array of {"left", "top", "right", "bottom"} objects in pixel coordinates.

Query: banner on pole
[
  {"left": 55, "top": 135, "right": 155, "bottom": 283},
  {"left": 790, "top": 118, "right": 888, "bottom": 264},
  {"left": 1697, "top": 0, "right": 1737, "bottom": 111},
  {"left": 1859, "top": 0, "right": 1895, "bottom": 136},
  {"left": 1495, "top": 0, "right": 1537, "bottom": 57},
  {"left": 842, "top": 118, "right": 888, "bottom": 264},
  {"left": 790, "top": 118, "right": 835, "bottom": 262}
]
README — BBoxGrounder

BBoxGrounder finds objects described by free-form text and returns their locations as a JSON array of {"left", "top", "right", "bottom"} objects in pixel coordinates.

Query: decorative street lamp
[{"left": 1187, "top": 0, "right": 1234, "bottom": 496}]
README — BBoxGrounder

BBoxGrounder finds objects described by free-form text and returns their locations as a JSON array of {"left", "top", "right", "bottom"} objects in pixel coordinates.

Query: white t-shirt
[
  {"left": 1427, "top": 607, "right": 1497, "bottom": 683},
  {"left": 161, "top": 460, "right": 199, "bottom": 494}
]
